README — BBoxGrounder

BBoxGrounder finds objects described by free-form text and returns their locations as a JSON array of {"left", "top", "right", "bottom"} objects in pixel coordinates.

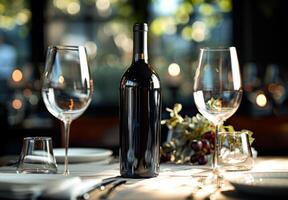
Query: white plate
[
  {"left": 228, "top": 172, "right": 288, "bottom": 196},
  {"left": 53, "top": 148, "right": 113, "bottom": 163}
]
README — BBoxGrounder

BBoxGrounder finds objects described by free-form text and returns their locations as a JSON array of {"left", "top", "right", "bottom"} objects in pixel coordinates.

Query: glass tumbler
[
  {"left": 17, "top": 137, "right": 57, "bottom": 174},
  {"left": 218, "top": 131, "right": 254, "bottom": 171}
]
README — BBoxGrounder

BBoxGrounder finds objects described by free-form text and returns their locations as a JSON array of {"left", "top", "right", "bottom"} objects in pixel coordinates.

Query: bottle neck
[{"left": 133, "top": 30, "right": 148, "bottom": 63}]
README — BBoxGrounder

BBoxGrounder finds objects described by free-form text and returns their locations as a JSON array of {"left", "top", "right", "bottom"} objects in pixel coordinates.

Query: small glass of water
[
  {"left": 218, "top": 131, "right": 254, "bottom": 171},
  {"left": 17, "top": 137, "right": 57, "bottom": 174}
]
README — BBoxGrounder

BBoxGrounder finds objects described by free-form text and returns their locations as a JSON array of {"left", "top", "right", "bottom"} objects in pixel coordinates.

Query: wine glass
[
  {"left": 42, "top": 45, "right": 93, "bottom": 175},
  {"left": 193, "top": 47, "right": 242, "bottom": 184}
]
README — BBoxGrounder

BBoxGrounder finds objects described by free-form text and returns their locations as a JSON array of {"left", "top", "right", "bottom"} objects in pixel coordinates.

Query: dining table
[{"left": 0, "top": 154, "right": 288, "bottom": 200}]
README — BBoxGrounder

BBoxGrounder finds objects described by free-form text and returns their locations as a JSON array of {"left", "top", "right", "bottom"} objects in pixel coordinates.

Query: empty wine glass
[
  {"left": 193, "top": 47, "right": 242, "bottom": 184},
  {"left": 42, "top": 46, "right": 93, "bottom": 175}
]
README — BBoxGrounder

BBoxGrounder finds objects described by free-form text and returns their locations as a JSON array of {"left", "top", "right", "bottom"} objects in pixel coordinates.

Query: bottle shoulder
[{"left": 120, "top": 62, "right": 161, "bottom": 89}]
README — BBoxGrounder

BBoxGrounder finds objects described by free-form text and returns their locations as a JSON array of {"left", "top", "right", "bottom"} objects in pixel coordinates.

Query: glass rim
[
  {"left": 48, "top": 45, "right": 85, "bottom": 50},
  {"left": 218, "top": 131, "right": 248, "bottom": 135},
  {"left": 200, "top": 46, "right": 236, "bottom": 51},
  {"left": 23, "top": 137, "right": 52, "bottom": 141}
]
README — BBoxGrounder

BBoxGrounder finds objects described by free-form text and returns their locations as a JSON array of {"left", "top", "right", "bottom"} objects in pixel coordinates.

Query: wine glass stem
[
  {"left": 63, "top": 120, "right": 71, "bottom": 176},
  {"left": 212, "top": 123, "right": 221, "bottom": 173}
]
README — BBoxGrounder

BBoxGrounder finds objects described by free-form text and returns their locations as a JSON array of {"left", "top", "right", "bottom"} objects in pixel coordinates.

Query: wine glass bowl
[
  {"left": 42, "top": 45, "right": 93, "bottom": 175},
  {"left": 193, "top": 47, "right": 242, "bottom": 183},
  {"left": 193, "top": 90, "right": 242, "bottom": 126}
]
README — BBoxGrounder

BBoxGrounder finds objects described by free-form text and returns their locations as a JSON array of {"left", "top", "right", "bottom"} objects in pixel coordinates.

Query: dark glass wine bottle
[{"left": 119, "top": 23, "right": 161, "bottom": 178}]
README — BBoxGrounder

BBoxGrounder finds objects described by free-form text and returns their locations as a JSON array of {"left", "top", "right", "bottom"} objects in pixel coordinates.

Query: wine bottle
[{"left": 119, "top": 23, "right": 161, "bottom": 178}]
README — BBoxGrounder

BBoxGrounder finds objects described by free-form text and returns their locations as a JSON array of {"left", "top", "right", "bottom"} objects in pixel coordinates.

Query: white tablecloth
[{"left": 1, "top": 157, "right": 288, "bottom": 199}]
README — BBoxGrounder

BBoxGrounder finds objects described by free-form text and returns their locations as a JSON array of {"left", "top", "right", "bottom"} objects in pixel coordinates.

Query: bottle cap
[{"left": 133, "top": 23, "right": 148, "bottom": 32}]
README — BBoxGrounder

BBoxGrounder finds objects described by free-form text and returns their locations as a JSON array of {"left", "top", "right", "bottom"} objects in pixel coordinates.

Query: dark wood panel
[
  {"left": 227, "top": 116, "right": 288, "bottom": 155},
  {"left": 69, "top": 116, "right": 119, "bottom": 149}
]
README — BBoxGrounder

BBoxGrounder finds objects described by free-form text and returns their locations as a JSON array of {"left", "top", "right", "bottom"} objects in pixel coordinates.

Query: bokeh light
[
  {"left": 114, "top": 33, "right": 133, "bottom": 53},
  {"left": 16, "top": 9, "right": 31, "bottom": 25},
  {"left": 151, "top": 17, "right": 176, "bottom": 36},
  {"left": 67, "top": 2, "right": 80, "bottom": 15},
  {"left": 191, "top": 21, "right": 206, "bottom": 42},
  {"left": 96, "top": 0, "right": 110, "bottom": 11},
  {"left": 53, "top": 0, "right": 67, "bottom": 10},
  {"left": 29, "top": 95, "right": 39, "bottom": 105},
  {"left": 12, "top": 99, "right": 22, "bottom": 110},
  {"left": 85, "top": 41, "right": 98, "bottom": 59},
  {"left": 12, "top": 69, "right": 23, "bottom": 82},
  {"left": 256, "top": 93, "right": 267, "bottom": 107},
  {"left": 168, "top": 63, "right": 181, "bottom": 77},
  {"left": 59, "top": 75, "right": 65, "bottom": 84},
  {"left": 23, "top": 88, "right": 32, "bottom": 97},
  {"left": 199, "top": 3, "right": 215, "bottom": 16}
]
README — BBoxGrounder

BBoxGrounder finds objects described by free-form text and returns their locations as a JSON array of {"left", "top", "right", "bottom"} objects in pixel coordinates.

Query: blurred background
[{"left": 0, "top": 0, "right": 288, "bottom": 156}]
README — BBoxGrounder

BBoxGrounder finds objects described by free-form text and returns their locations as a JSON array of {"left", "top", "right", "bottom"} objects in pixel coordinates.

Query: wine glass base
[
  {"left": 64, "top": 170, "right": 70, "bottom": 176},
  {"left": 205, "top": 171, "right": 223, "bottom": 188},
  {"left": 193, "top": 169, "right": 224, "bottom": 188},
  {"left": 189, "top": 170, "right": 224, "bottom": 200}
]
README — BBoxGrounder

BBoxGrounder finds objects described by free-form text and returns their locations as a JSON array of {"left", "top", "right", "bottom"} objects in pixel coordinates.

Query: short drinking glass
[
  {"left": 218, "top": 131, "right": 254, "bottom": 171},
  {"left": 17, "top": 137, "right": 57, "bottom": 174}
]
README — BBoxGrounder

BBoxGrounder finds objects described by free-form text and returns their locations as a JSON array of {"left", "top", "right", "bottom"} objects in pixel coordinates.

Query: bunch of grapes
[
  {"left": 160, "top": 140, "right": 176, "bottom": 162},
  {"left": 160, "top": 131, "right": 216, "bottom": 165},
  {"left": 189, "top": 131, "right": 215, "bottom": 165},
  {"left": 161, "top": 104, "right": 254, "bottom": 166},
  {"left": 160, "top": 104, "right": 218, "bottom": 165}
]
